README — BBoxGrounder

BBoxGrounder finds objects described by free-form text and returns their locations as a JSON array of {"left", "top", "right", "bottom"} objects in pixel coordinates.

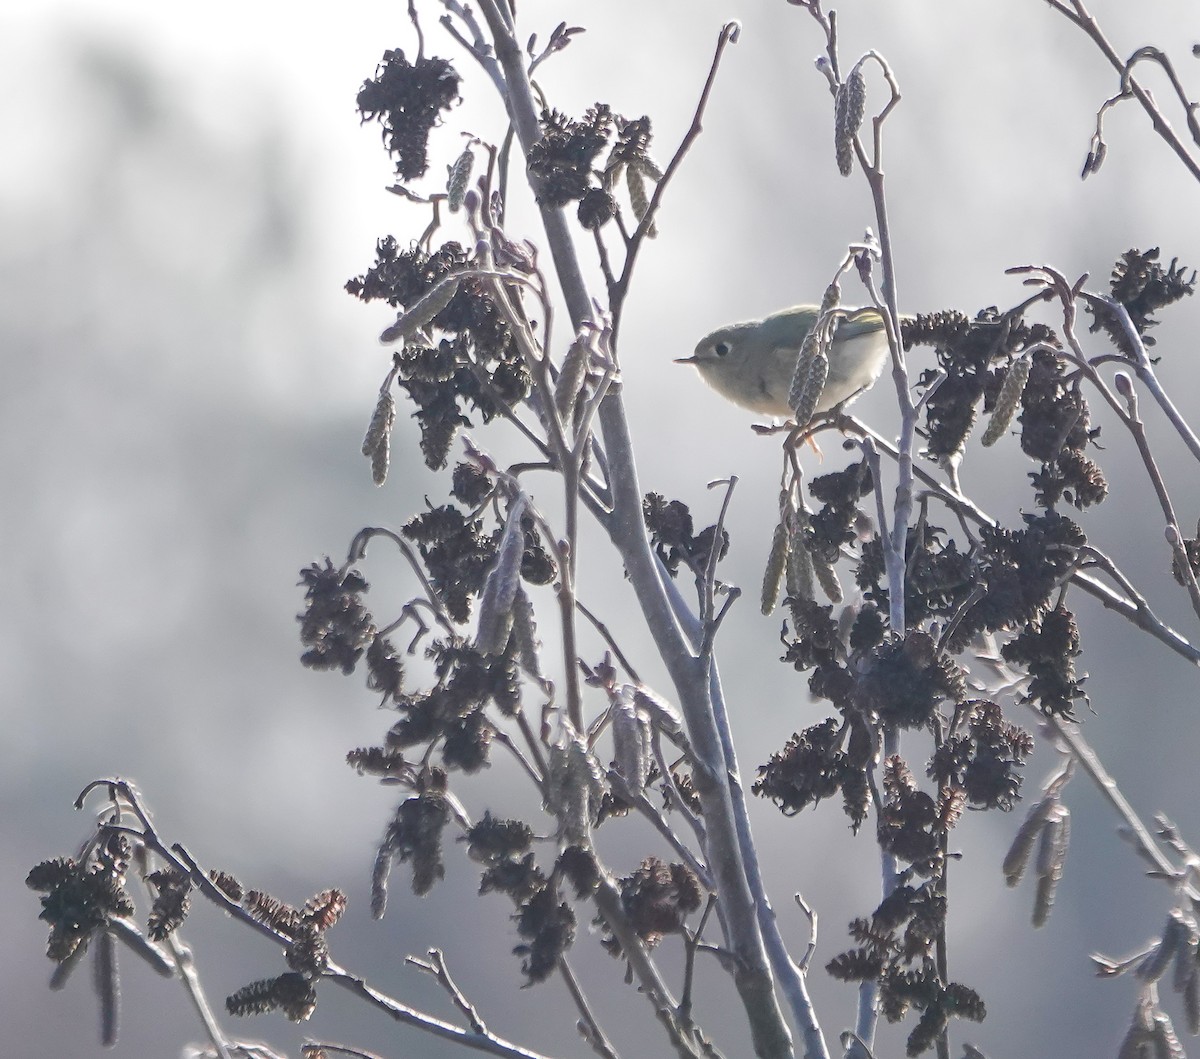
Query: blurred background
[{"left": 4, "top": 1, "right": 1200, "bottom": 1056}]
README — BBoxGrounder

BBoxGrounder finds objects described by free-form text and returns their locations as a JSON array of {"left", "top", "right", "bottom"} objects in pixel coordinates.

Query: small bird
[{"left": 677, "top": 305, "right": 892, "bottom": 421}]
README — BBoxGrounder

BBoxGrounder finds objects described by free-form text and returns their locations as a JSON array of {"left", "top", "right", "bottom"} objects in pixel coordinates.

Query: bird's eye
[{"left": 713, "top": 341, "right": 731, "bottom": 357}]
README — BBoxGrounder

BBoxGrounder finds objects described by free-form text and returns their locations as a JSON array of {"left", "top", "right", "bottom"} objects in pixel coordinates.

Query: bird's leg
[{"left": 785, "top": 420, "right": 825, "bottom": 460}]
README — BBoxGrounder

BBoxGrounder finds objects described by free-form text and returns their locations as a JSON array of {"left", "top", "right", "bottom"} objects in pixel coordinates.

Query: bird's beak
[{"left": 674, "top": 355, "right": 698, "bottom": 365}]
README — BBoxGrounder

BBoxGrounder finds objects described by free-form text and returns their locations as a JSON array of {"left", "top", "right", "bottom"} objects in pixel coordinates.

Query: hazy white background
[{"left": 4, "top": 1, "right": 1200, "bottom": 1056}]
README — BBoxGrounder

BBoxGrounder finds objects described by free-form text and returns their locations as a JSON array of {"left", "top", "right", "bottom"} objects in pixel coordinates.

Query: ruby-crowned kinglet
[{"left": 677, "top": 305, "right": 891, "bottom": 420}]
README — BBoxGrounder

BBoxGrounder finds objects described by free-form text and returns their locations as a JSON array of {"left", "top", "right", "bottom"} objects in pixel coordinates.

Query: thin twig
[
  {"left": 804, "top": 39, "right": 914, "bottom": 1048},
  {"left": 302, "top": 1045, "right": 389, "bottom": 1059},
  {"left": 679, "top": 897, "right": 717, "bottom": 1023},
  {"left": 651, "top": 735, "right": 709, "bottom": 851},
  {"left": 1084, "top": 294, "right": 1200, "bottom": 462},
  {"left": 514, "top": 711, "right": 552, "bottom": 787},
  {"left": 839, "top": 1031, "right": 877, "bottom": 1059},
  {"left": 1026, "top": 267, "right": 1200, "bottom": 623},
  {"left": 936, "top": 583, "right": 986, "bottom": 655},
  {"left": 75, "top": 781, "right": 558, "bottom": 1059},
  {"left": 407, "top": 0, "right": 425, "bottom": 61},
  {"left": 698, "top": 476, "right": 739, "bottom": 653},
  {"left": 587, "top": 874, "right": 709, "bottom": 1059},
  {"left": 609, "top": 22, "right": 741, "bottom": 341},
  {"left": 793, "top": 892, "right": 818, "bottom": 973},
  {"left": 439, "top": 2, "right": 507, "bottom": 99},
  {"left": 576, "top": 599, "right": 641, "bottom": 682},
  {"left": 326, "top": 965, "right": 559, "bottom": 1059},
  {"left": 166, "top": 936, "right": 233, "bottom": 1059},
  {"left": 844, "top": 415, "right": 1200, "bottom": 666},
  {"left": 1041, "top": 0, "right": 1200, "bottom": 183},
  {"left": 558, "top": 957, "right": 621, "bottom": 1059},
  {"left": 987, "top": 646, "right": 1200, "bottom": 911},
  {"left": 473, "top": 264, "right": 588, "bottom": 734},
  {"left": 406, "top": 949, "right": 487, "bottom": 1035},
  {"left": 608, "top": 771, "right": 714, "bottom": 891},
  {"left": 1046, "top": 717, "right": 1180, "bottom": 880},
  {"left": 348, "top": 526, "right": 457, "bottom": 634},
  {"left": 491, "top": 729, "right": 547, "bottom": 792},
  {"left": 1110, "top": 372, "right": 1200, "bottom": 621}
]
